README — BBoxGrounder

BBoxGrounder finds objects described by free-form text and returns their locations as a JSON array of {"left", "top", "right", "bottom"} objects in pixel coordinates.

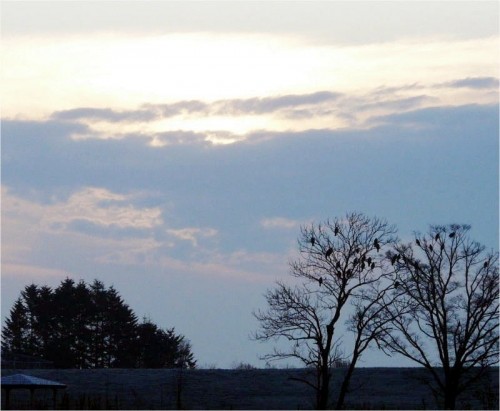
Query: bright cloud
[
  {"left": 42, "top": 187, "right": 163, "bottom": 230},
  {"left": 2, "top": 34, "right": 498, "bottom": 122}
]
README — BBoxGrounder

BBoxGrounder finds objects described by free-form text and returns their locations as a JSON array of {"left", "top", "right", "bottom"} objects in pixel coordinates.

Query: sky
[{"left": 1, "top": 1, "right": 499, "bottom": 368}]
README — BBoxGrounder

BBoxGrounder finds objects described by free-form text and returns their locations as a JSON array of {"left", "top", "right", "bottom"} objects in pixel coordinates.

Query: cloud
[
  {"left": 52, "top": 107, "right": 157, "bottom": 123},
  {"left": 167, "top": 227, "right": 218, "bottom": 247},
  {"left": 261, "top": 217, "right": 301, "bottom": 230},
  {"left": 41, "top": 187, "right": 163, "bottom": 231},
  {"left": 23, "top": 80, "right": 495, "bottom": 137},
  {"left": 439, "top": 76, "right": 499, "bottom": 90},
  {"left": 212, "top": 91, "right": 343, "bottom": 116},
  {"left": 2, "top": 103, "right": 498, "bottom": 256}
]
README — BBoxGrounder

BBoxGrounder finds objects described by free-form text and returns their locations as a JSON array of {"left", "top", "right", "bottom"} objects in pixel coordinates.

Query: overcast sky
[{"left": 1, "top": 1, "right": 499, "bottom": 368}]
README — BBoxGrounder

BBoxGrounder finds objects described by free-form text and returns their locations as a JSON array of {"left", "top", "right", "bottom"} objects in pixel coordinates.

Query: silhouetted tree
[
  {"left": 135, "top": 319, "right": 196, "bottom": 369},
  {"left": 2, "top": 278, "right": 196, "bottom": 370},
  {"left": 1, "top": 298, "right": 29, "bottom": 354},
  {"left": 374, "top": 224, "right": 499, "bottom": 409},
  {"left": 254, "top": 212, "right": 397, "bottom": 409}
]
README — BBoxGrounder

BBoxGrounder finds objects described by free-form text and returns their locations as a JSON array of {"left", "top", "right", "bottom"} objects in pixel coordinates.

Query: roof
[{"left": 1, "top": 374, "right": 66, "bottom": 389}]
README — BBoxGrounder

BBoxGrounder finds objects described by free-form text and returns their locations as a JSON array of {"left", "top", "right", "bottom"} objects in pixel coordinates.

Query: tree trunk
[
  {"left": 443, "top": 372, "right": 459, "bottom": 410},
  {"left": 318, "top": 365, "right": 330, "bottom": 410},
  {"left": 335, "top": 354, "right": 358, "bottom": 409},
  {"left": 444, "top": 389, "right": 457, "bottom": 410}
]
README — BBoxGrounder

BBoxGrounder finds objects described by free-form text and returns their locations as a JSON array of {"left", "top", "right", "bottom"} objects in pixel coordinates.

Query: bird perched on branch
[
  {"left": 449, "top": 232, "right": 456, "bottom": 238},
  {"left": 374, "top": 239, "right": 380, "bottom": 252},
  {"left": 334, "top": 226, "right": 339, "bottom": 236},
  {"left": 318, "top": 277, "right": 323, "bottom": 286},
  {"left": 391, "top": 254, "right": 399, "bottom": 265},
  {"left": 325, "top": 247, "right": 333, "bottom": 258},
  {"left": 416, "top": 239, "right": 421, "bottom": 247},
  {"left": 435, "top": 233, "right": 440, "bottom": 241},
  {"left": 310, "top": 236, "right": 315, "bottom": 246}
]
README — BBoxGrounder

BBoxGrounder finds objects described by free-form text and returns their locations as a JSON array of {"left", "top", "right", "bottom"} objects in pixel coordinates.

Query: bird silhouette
[
  {"left": 416, "top": 239, "right": 421, "bottom": 247},
  {"left": 370, "top": 262, "right": 375, "bottom": 270},
  {"left": 435, "top": 233, "right": 440, "bottom": 241},
  {"left": 318, "top": 277, "right": 323, "bottom": 286},
  {"left": 334, "top": 226, "right": 339, "bottom": 236},
  {"left": 325, "top": 247, "right": 333, "bottom": 258},
  {"left": 310, "top": 236, "right": 315, "bottom": 246},
  {"left": 449, "top": 232, "right": 456, "bottom": 238},
  {"left": 484, "top": 261, "right": 489, "bottom": 268},
  {"left": 374, "top": 239, "right": 380, "bottom": 252},
  {"left": 429, "top": 244, "right": 433, "bottom": 252},
  {"left": 394, "top": 281, "right": 400, "bottom": 288},
  {"left": 367, "top": 257, "right": 372, "bottom": 265}
]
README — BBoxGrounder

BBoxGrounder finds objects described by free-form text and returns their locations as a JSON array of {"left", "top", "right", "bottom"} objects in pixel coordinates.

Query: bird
[
  {"left": 355, "top": 247, "right": 361, "bottom": 254},
  {"left": 310, "top": 236, "right": 315, "bottom": 246},
  {"left": 325, "top": 247, "right": 333, "bottom": 258},
  {"left": 353, "top": 257, "right": 359, "bottom": 266},
  {"left": 484, "top": 261, "right": 489, "bottom": 268},
  {"left": 391, "top": 255, "right": 398, "bottom": 265},
  {"left": 394, "top": 281, "right": 400, "bottom": 288},
  {"left": 334, "top": 226, "right": 339, "bottom": 236},
  {"left": 374, "top": 239, "right": 380, "bottom": 252},
  {"left": 435, "top": 233, "right": 440, "bottom": 241},
  {"left": 371, "top": 262, "right": 375, "bottom": 270},
  {"left": 429, "top": 244, "right": 433, "bottom": 252},
  {"left": 318, "top": 277, "right": 323, "bottom": 286},
  {"left": 367, "top": 257, "right": 372, "bottom": 265},
  {"left": 416, "top": 239, "right": 421, "bottom": 247},
  {"left": 449, "top": 232, "right": 456, "bottom": 238},
  {"left": 441, "top": 243, "right": 445, "bottom": 251}
]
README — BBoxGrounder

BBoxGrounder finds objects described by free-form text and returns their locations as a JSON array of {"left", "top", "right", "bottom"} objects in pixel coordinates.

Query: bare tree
[
  {"left": 374, "top": 224, "right": 499, "bottom": 409},
  {"left": 253, "top": 212, "right": 397, "bottom": 409}
]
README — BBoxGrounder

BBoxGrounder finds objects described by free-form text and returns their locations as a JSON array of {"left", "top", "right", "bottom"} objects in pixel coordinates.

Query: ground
[{"left": 1, "top": 367, "right": 498, "bottom": 409}]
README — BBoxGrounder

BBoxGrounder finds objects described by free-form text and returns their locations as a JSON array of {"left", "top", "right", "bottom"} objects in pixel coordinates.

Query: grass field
[{"left": 2, "top": 367, "right": 498, "bottom": 409}]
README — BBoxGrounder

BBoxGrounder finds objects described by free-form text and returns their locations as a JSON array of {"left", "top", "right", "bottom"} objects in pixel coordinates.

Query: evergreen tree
[
  {"left": 1, "top": 278, "right": 196, "bottom": 369},
  {"left": 135, "top": 319, "right": 196, "bottom": 369},
  {"left": 1, "top": 298, "right": 29, "bottom": 354}
]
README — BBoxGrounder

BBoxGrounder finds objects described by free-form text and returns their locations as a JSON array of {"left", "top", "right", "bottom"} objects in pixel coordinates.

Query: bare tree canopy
[
  {"left": 254, "top": 212, "right": 397, "bottom": 409},
  {"left": 376, "top": 224, "right": 499, "bottom": 409}
]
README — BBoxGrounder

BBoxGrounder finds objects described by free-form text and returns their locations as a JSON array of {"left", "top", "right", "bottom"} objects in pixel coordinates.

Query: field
[{"left": 1, "top": 367, "right": 498, "bottom": 409}]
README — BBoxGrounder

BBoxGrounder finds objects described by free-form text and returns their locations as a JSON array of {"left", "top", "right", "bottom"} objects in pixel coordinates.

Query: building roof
[{"left": 1, "top": 374, "right": 66, "bottom": 389}]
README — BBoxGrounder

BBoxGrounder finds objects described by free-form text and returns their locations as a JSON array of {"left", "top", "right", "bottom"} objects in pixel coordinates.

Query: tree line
[
  {"left": 253, "top": 213, "right": 498, "bottom": 410},
  {"left": 1, "top": 278, "right": 196, "bottom": 369}
]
